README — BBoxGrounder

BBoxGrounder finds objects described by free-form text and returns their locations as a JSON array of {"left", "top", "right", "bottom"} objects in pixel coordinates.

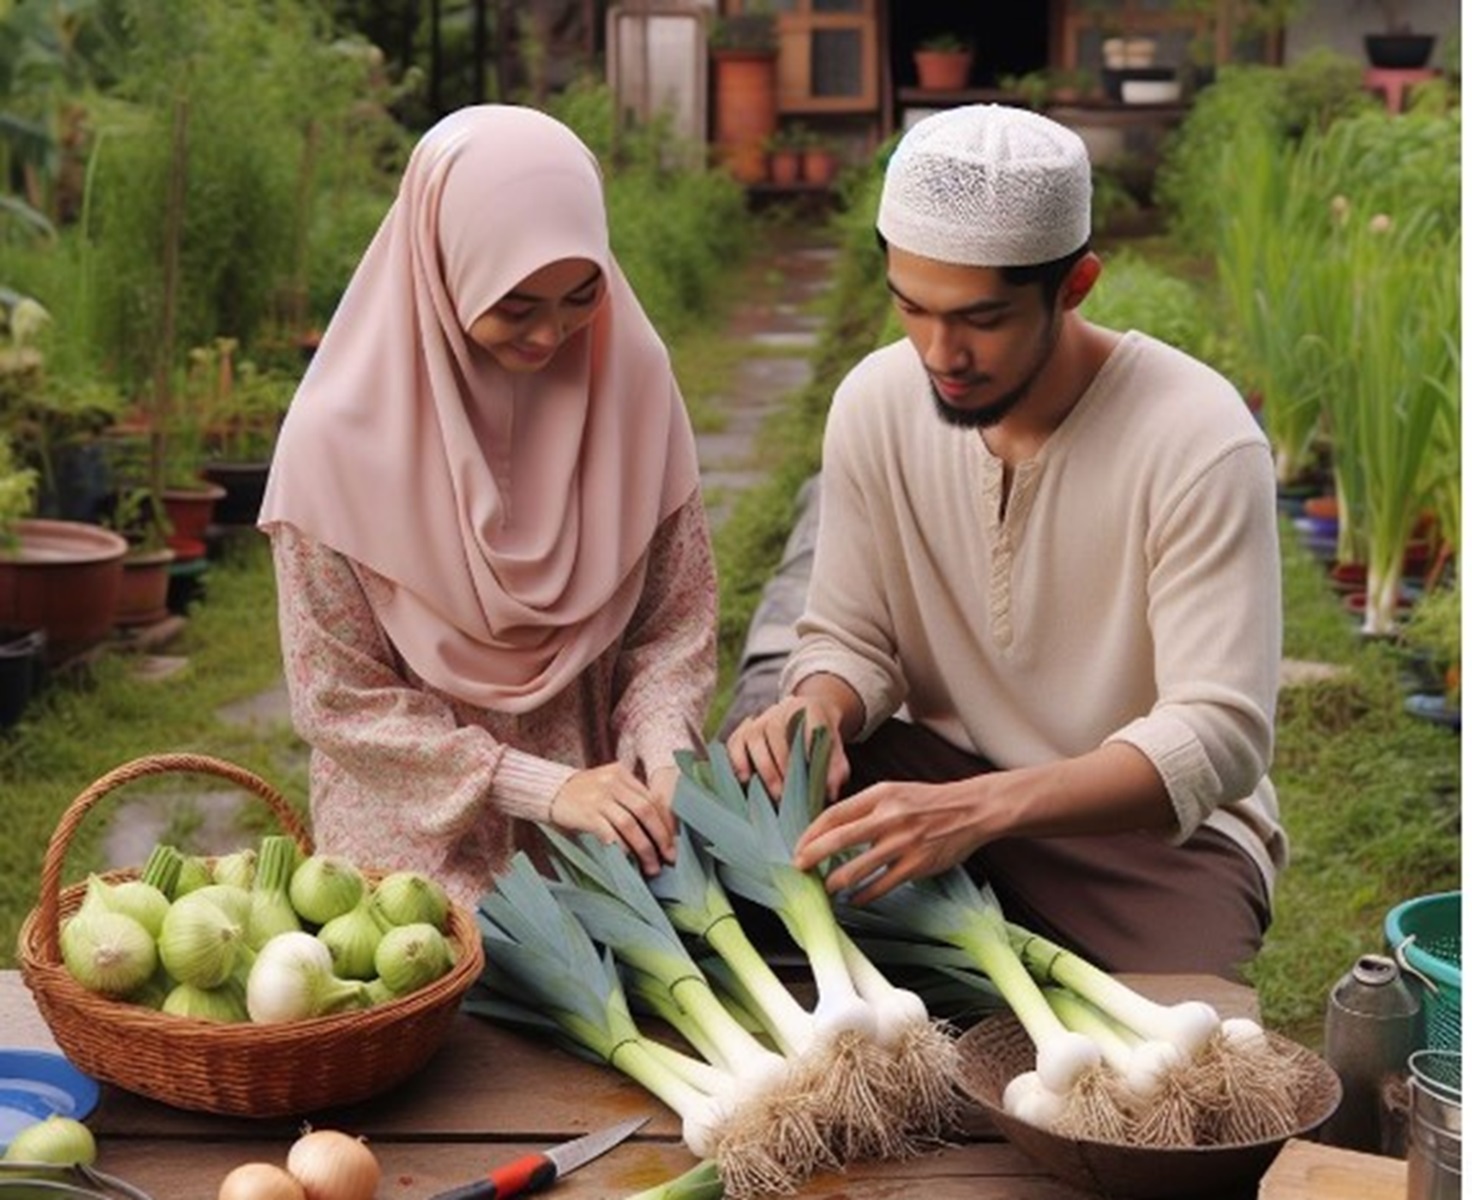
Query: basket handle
[{"left": 36, "top": 752, "right": 313, "bottom": 964}]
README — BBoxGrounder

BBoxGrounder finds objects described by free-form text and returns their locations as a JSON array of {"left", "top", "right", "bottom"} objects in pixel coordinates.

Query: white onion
[
  {"left": 286, "top": 1129, "right": 380, "bottom": 1200},
  {"left": 218, "top": 1162, "right": 306, "bottom": 1200}
]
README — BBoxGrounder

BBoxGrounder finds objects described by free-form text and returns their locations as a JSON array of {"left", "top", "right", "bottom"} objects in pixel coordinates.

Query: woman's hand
[{"left": 550, "top": 762, "right": 678, "bottom": 875}]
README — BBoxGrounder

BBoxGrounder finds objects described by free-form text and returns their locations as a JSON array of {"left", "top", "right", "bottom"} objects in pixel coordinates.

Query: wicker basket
[{"left": 17, "top": 752, "right": 485, "bottom": 1118}]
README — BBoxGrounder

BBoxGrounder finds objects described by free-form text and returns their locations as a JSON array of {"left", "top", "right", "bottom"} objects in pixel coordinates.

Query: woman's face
[{"left": 466, "top": 257, "right": 604, "bottom": 373}]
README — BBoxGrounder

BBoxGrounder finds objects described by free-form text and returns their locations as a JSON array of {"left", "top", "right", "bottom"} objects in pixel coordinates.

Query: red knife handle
[{"left": 429, "top": 1154, "right": 557, "bottom": 1200}]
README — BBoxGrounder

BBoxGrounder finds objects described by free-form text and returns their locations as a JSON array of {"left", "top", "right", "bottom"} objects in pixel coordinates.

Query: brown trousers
[{"left": 844, "top": 719, "right": 1271, "bottom": 982}]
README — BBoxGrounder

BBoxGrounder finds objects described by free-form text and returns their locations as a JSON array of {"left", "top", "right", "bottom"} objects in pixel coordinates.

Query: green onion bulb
[
  {"left": 2, "top": 1115, "right": 97, "bottom": 1165},
  {"left": 187, "top": 883, "right": 253, "bottom": 928},
  {"left": 374, "top": 922, "right": 452, "bottom": 995},
  {"left": 212, "top": 848, "right": 257, "bottom": 890},
  {"left": 246, "top": 931, "right": 369, "bottom": 1022},
  {"left": 79, "top": 874, "right": 171, "bottom": 940},
  {"left": 158, "top": 891, "right": 248, "bottom": 989},
  {"left": 288, "top": 855, "right": 365, "bottom": 926},
  {"left": 370, "top": 871, "right": 450, "bottom": 931},
  {"left": 162, "top": 979, "right": 249, "bottom": 1023},
  {"left": 318, "top": 900, "right": 384, "bottom": 981},
  {"left": 173, "top": 855, "right": 213, "bottom": 898},
  {"left": 60, "top": 909, "right": 158, "bottom": 997}
]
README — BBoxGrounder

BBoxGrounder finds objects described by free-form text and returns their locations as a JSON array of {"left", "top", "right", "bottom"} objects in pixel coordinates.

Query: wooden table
[{"left": 4, "top": 971, "right": 1262, "bottom": 1199}]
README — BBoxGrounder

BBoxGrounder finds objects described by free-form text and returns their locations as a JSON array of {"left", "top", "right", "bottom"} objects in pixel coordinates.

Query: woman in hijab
[{"left": 258, "top": 105, "right": 716, "bottom": 906}]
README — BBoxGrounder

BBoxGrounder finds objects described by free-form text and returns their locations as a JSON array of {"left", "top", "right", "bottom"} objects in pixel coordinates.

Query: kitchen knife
[{"left": 427, "top": 1114, "right": 650, "bottom": 1200}]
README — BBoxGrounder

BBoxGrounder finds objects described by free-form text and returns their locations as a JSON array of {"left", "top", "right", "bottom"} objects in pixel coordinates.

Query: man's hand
[
  {"left": 792, "top": 778, "right": 987, "bottom": 903},
  {"left": 724, "top": 693, "right": 851, "bottom": 802},
  {"left": 550, "top": 762, "right": 677, "bottom": 876}
]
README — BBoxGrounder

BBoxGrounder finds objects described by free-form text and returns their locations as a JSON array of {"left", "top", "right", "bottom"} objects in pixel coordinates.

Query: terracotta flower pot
[
  {"left": 0, "top": 519, "right": 128, "bottom": 664},
  {"left": 712, "top": 48, "right": 778, "bottom": 184},
  {"left": 162, "top": 481, "right": 227, "bottom": 550},
  {"left": 801, "top": 148, "right": 839, "bottom": 188},
  {"left": 115, "top": 546, "right": 177, "bottom": 628},
  {"left": 769, "top": 149, "right": 802, "bottom": 187},
  {"left": 914, "top": 49, "right": 973, "bottom": 91}
]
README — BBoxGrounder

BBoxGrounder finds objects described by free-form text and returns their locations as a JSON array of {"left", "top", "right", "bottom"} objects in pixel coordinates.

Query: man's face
[{"left": 886, "top": 246, "right": 1060, "bottom": 429}]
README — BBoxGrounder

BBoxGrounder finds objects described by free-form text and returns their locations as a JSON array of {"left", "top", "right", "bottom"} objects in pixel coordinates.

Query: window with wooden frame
[{"left": 727, "top": 0, "right": 878, "bottom": 113}]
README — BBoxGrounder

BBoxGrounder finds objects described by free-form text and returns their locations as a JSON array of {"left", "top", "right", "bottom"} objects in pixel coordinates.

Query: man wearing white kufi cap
[{"left": 726, "top": 105, "right": 1285, "bottom": 979}]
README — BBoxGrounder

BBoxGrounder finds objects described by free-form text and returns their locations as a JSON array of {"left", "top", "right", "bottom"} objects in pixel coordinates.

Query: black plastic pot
[
  {"left": 0, "top": 628, "right": 47, "bottom": 729},
  {"left": 1364, "top": 33, "right": 1435, "bottom": 69}
]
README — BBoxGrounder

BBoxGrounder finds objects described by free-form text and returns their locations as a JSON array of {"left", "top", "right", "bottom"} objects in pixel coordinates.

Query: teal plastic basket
[{"left": 1386, "top": 891, "right": 1462, "bottom": 1052}]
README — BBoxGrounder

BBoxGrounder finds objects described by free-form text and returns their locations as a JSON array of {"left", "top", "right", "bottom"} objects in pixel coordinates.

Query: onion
[
  {"left": 218, "top": 1162, "right": 306, "bottom": 1200},
  {"left": 286, "top": 1129, "right": 380, "bottom": 1200},
  {"left": 2, "top": 1115, "right": 97, "bottom": 1165}
]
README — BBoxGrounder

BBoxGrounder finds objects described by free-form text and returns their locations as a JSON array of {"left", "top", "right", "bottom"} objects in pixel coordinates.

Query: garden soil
[{"left": 102, "top": 221, "right": 840, "bottom": 868}]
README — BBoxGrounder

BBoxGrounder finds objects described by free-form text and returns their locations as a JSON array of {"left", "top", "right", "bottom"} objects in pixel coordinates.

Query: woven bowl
[
  {"left": 18, "top": 753, "right": 484, "bottom": 1118},
  {"left": 957, "top": 1014, "right": 1342, "bottom": 1200}
]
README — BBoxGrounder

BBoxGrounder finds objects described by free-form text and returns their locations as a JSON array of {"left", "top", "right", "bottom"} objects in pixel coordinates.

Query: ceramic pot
[
  {"left": 801, "top": 148, "right": 839, "bottom": 188},
  {"left": 161, "top": 481, "right": 227, "bottom": 549},
  {"left": 914, "top": 49, "right": 973, "bottom": 91},
  {"left": 200, "top": 460, "right": 271, "bottom": 527},
  {"left": 115, "top": 546, "right": 177, "bottom": 628},
  {"left": 712, "top": 48, "right": 778, "bottom": 184},
  {"left": 0, "top": 519, "right": 128, "bottom": 664},
  {"left": 769, "top": 149, "right": 801, "bottom": 186}
]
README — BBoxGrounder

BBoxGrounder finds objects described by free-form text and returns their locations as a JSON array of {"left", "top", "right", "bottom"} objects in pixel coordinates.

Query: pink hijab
[{"left": 259, "top": 105, "right": 700, "bottom": 712}]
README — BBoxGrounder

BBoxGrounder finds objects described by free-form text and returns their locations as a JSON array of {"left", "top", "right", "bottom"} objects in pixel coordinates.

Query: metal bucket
[{"left": 1407, "top": 1049, "right": 1461, "bottom": 1200}]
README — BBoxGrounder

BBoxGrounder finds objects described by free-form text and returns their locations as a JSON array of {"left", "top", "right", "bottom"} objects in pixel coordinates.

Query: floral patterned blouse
[{"left": 268, "top": 492, "right": 718, "bottom": 907}]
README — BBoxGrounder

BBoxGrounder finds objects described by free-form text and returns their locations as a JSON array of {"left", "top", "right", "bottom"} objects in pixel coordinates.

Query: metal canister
[{"left": 1320, "top": 953, "right": 1422, "bottom": 1153}]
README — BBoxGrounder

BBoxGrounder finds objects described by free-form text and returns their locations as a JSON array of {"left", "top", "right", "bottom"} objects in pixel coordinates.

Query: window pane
[{"left": 812, "top": 28, "right": 862, "bottom": 96}]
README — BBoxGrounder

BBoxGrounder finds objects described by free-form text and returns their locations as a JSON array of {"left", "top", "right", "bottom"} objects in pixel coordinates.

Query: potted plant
[
  {"left": 765, "top": 126, "right": 804, "bottom": 187},
  {"left": 794, "top": 125, "right": 840, "bottom": 188},
  {"left": 193, "top": 340, "right": 293, "bottom": 527},
  {"left": 1000, "top": 70, "right": 1053, "bottom": 111},
  {"left": 107, "top": 486, "right": 178, "bottom": 630},
  {"left": 913, "top": 33, "right": 974, "bottom": 92},
  {"left": 1358, "top": 0, "right": 1437, "bottom": 68},
  {"left": 710, "top": 7, "right": 780, "bottom": 184},
  {"left": 1400, "top": 584, "right": 1460, "bottom": 728}
]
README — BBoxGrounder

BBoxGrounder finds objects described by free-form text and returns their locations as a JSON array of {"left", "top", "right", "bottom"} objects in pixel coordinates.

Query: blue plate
[{"left": 0, "top": 1049, "right": 100, "bottom": 1151}]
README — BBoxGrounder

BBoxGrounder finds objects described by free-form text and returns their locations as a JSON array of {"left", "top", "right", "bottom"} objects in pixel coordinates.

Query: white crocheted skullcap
[{"left": 877, "top": 104, "right": 1092, "bottom": 267}]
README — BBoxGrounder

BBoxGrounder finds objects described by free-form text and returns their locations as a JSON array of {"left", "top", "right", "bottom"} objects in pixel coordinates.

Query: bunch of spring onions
[
  {"left": 58, "top": 836, "right": 456, "bottom": 1024},
  {"left": 471, "top": 722, "right": 958, "bottom": 1197},
  {"left": 839, "top": 868, "right": 1319, "bottom": 1147}
]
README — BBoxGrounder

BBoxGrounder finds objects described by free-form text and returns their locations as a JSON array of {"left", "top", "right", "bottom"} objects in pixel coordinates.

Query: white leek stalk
[{"left": 1009, "top": 925, "right": 1221, "bottom": 1058}]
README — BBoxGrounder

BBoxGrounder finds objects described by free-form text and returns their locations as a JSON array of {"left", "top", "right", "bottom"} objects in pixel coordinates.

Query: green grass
[{"left": 0, "top": 218, "right": 1460, "bottom": 1060}]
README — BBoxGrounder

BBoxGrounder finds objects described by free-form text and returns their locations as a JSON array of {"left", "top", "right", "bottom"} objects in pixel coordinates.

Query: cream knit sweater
[{"left": 781, "top": 331, "right": 1288, "bottom": 892}]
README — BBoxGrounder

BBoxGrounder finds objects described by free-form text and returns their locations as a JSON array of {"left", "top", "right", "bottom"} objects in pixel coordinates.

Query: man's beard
[{"left": 928, "top": 313, "right": 1059, "bottom": 430}]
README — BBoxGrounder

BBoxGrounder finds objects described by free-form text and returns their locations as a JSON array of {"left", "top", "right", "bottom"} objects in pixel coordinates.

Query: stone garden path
[{"left": 102, "top": 219, "right": 842, "bottom": 867}]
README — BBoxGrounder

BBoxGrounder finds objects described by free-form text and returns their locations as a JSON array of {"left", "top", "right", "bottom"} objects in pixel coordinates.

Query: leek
[
  {"left": 543, "top": 830, "right": 834, "bottom": 1193},
  {"left": 674, "top": 721, "right": 958, "bottom": 1159},
  {"left": 474, "top": 855, "right": 733, "bottom": 1163},
  {"left": 858, "top": 871, "right": 1115, "bottom": 1137},
  {"left": 621, "top": 1159, "right": 724, "bottom": 1200}
]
